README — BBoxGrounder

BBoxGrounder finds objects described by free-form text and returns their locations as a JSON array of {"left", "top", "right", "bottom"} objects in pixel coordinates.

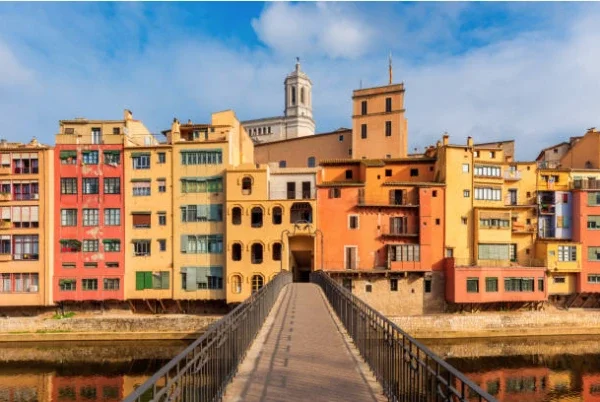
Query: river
[{"left": 1, "top": 337, "right": 600, "bottom": 401}]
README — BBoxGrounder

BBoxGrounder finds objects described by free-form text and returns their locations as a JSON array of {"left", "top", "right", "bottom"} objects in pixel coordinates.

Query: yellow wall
[
  {"left": 548, "top": 272, "right": 577, "bottom": 294},
  {"left": 124, "top": 146, "right": 174, "bottom": 300},
  {"left": 536, "top": 242, "right": 582, "bottom": 273}
]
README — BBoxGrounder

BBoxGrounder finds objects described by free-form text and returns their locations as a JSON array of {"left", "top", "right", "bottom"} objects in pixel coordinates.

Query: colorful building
[
  {"left": 53, "top": 110, "right": 155, "bottom": 303},
  {"left": 0, "top": 139, "right": 53, "bottom": 307}
]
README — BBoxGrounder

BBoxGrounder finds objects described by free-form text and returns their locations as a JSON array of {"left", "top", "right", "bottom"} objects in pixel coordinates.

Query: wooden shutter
[
  {"left": 135, "top": 272, "right": 145, "bottom": 290},
  {"left": 30, "top": 207, "right": 39, "bottom": 223},
  {"left": 161, "top": 272, "right": 170, "bottom": 289},
  {"left": 144, "top": 272, "right": 153, "bottom": 289},
  {"left": 132, "top": 213, "right": 151, "bottom": 226}
]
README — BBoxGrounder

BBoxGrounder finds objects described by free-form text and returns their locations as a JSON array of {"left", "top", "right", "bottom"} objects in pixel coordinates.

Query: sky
[{"left": 1, "top": 2, "right": 599, "bottom": 160}]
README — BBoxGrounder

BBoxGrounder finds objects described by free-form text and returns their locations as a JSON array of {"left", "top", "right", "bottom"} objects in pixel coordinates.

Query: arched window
[
  {"left": 272, "top": 242, "right": 282, "bottom": 261},
  {"left": 252, "top": 274, "right": 264, "bottom": 293},
  {"left": 251, "top": 207, "right": 263, "bottom": 228},
  {"left": 301, "top": 87, "right": 305, "bottom": 104},
  {"left": 272, "top": 206, "right": 282, "bottom": 225},
  {"left": 232, "top": 243, "right": 242, "bottom": 261},
  {"left": 279, "top": 160, "right": 287, "bottom": 168},
  {"left": 231, "top": 275, "right": 242, "bottom": 294},
  {"left": 242, "top": 177, "right": 252, "bottom": 195},
  {"left": 232, "top": 207, "right": 242, "bottom": 225},
  {"left": 307, "top": 156, "right": 316, "bottom": 168},
  {"left": 290, "top": 202, "right": 312, "bottom": 223},
  {"left": 291, "top": 86, "right": 296, "bottom": 105},
  {"left": 251, "top": 243, "right": 263, "bottom": 264}
]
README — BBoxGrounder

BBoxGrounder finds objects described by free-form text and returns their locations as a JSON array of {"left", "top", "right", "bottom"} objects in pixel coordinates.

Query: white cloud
[{"left": 0, "top": 40, "right": 34, "bottom": 87}]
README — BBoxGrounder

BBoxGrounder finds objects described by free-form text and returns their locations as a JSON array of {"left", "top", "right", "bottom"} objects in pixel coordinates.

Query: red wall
[
  {"left": 573, "top": 191, "right": 600, "bottom": 293},
  {"left": 53, "top": 144, "right": 125, "bottom": 302}
]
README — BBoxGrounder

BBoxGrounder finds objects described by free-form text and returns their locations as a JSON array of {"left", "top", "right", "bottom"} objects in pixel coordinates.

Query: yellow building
[
  {"left": 0, "top": 139, "right": 54, "bottom": 306},
  {"left": 225, "top": 164, "right": 318, "bottom": 302}
]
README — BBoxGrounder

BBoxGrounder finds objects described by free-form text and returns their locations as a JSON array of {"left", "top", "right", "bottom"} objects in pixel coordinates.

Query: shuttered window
[
  {"left": 181, "top": 267, "right": 223, "bottom": 291},
  {"left": 135, "top": 271, "right": 170, "bottom": 290},
  {"left": 132, "top": 213, "right": 151, "bottom": 228}
]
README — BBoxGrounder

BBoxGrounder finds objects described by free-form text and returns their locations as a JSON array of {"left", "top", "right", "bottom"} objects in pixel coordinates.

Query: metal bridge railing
[
  {"left": 311, "top": 270, "right": 497, "bottom": 402},
  {"left": 124, "top": 272, "right": 292, "bottom": 402}
]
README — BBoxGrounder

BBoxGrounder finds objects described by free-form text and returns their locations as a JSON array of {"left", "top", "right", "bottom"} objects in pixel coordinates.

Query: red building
[
  {"left": 53, "top": 119, "right": 127, "bottom": 302},
  {"left": 573, "top": 189, "right": 600, "bottom": 294}
]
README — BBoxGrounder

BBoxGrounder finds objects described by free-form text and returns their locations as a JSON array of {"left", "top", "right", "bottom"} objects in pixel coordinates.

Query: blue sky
[{"left": 1, "top": 2, "right": 599, "bottom": 159}]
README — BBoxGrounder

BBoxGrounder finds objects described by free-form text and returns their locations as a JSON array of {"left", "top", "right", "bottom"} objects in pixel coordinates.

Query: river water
[{"left": 1, "top": 337, "right": 599, "bottom": 401}]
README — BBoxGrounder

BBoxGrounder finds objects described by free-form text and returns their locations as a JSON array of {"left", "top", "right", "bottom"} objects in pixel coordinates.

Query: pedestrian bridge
[{"left": 124, "top": 272, "right": 496, "bottom": 402}]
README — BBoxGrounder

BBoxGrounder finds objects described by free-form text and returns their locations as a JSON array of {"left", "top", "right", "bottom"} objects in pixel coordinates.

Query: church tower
[{"left": 283, "top": 58, "right": 316, "bottom": 138}]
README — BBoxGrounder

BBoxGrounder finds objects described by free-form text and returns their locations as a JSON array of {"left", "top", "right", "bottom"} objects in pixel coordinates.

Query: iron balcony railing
[
  {"left": 311, "top": 271, "right": 496, "bottom": 402},
  {"left": 123, "top": 271, "right": 292, "bottom": 402}
]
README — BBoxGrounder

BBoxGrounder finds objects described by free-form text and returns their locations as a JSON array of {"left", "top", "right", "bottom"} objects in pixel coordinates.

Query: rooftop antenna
[{"left": 388, "top": 52, "right": 393, "bottom": 85}]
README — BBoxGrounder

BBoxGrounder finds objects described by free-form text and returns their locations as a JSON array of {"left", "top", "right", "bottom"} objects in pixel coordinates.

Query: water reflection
[
  {"left": 423, "top": 336, "right": 600, "bottom": 402},
  {"left": 0, "top": 340, "right": 188, "bottom": 402}
]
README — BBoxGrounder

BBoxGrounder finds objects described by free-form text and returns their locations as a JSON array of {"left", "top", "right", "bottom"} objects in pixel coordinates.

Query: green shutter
[
  {"left": 144, "top": 272, "right": 153, "bottom": 290},
  {"left": 59, "top": 150, "right": 77, "bottom": 159},
  {"left": 135, "top": 272, "right": 145, "bottom": 290},
  {"left": 161, "top": 272, "right": 170, "bottom": 289}
]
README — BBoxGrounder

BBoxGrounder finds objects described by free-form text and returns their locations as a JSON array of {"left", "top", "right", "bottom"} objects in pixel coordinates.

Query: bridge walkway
[{"left": 223, "top": 283, "right": 386, "bottom": 402}]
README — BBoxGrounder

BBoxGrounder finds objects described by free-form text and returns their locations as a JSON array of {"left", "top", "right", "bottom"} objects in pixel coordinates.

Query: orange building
[{"left": 316, "top": 157, "right": 446, "bottom": 315}]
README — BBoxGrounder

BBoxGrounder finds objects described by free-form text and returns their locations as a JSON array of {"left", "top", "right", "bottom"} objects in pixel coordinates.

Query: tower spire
[
  {"left": 388, "top": 52, "right": 393, "bottom": 85},
  {"left": 295, "top": 57, "right": 300, "bottom": 72}
]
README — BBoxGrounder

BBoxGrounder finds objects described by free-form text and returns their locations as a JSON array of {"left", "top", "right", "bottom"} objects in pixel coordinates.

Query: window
[
  {"left": 361, "top": 124, "right": 367, "bottom": 139},
  {"left": 82, "top": 151, "right": 98, "bottom": 165},
  {"left": 59, "top": 239, "right": 81, "bottom": 253},
  {"left": 11, "top": 181, "right": 39, "bottom": 201},
  {"left": 132, "top": 154, "right": 151, "bottom": 169},
  {"left": 424, "top": 278, "right": 432, "bottom": 293},
  {"left": 103, "top": 151, "right": 120, "bottom": 165},
  {"left": 474, "top": 187, "right": 502, "bottom": 201},
  {"left": 181, "top": 266, "right": 223, "bottom": 290},
  {"left": 135, "top": 271, "right": 170, "bottom": 290},
  {"left": 133, "top": 213, "right": 151, "bottom": 228},
  {"left": 181, "top": 235, "right": 223, "bottom": 254},
  {"left": 0, "top": 273, "right": 39, "bottom": 293},
  {"left": 307, "top": 156, "right": 316, "bottom": 168},
  {"left": 181, "top": 204, "right": 223, "bottom": 222},
  {"left": 232, "top": 207, "right": 242, "bottom": 225},
  {"left": 251, "top": 243, "right": 263, "bottom": 264},
  {"left": 82, "top": 209, "right": 99, "bottom": 226},
  {"left": 461, "top": 217, "right": 468, "bottom": 225},
  {"left": 435, "top": 218, "right": 440, "bottom": 225},
  {"left": 251, "top": 274, "right": 264, "bottom": 293},
  {"left": 82, "top": 279, "right": 98, "bottom": 291},
  {"left": 232, "top": 243, "right": 242, "bottom": 261},
  {"left": 478, "top": 244, "right": 510, "bottom": 260},
  {"left": 158, "top": 152, "right": 166, "bottom": 164},
  {"left": 132, "top": 180, "right": 151, "bottom": 196},
  {"left": 342, "top": 278, "right": 352, "bottom": 291},
  {"left": 242, "top": 177, "right": 252, "bottom": 195},
  {"left": 345, "top": 170, "right": 353, "bottom": 180},
  {"left": 479, "top": 218, "right": 510, "bottom": 229},
  {"left": 133, "top": 240, "right": 151, "bottom": 256},
  {"left": 473, "top": 151, "right": 479, "bottom": 158},
  {"left": 385, "top": 121, "right": 392, "bottom": 137},
  {"left": 104, "top": 209, "right": 120, "bottom": 226},
  {"left": 462, "top": 164, "right": 470, "bottom": 173},
  {"left": 59, "top": 279, "right": 76, "bottom": 291},
  {"left": 349, "top": 215, "right": 359, "bottom": 229},
  {"left": 82, "top": 178, "right": 99, "bottom": 194},
  {"left": 558, "top": 245, "right": 577, "bottom": 262},
  {"left": 554, "top": 276, "right": 566, "bottom": 284},
  {"left": 104, "top": 178, "right": 120, "bottom": 194},
  {"left": 279, "top": 160, "right": 287, "bottom": 168},
  {"left": 180, "top": 150, "right": 222, "bottom": 165},
  {"left": 103, "top": 278, "right": 120, "bottom": 291},
  {"left": 61, "top": 178, "right": 77, "bottom": 195},
  {"left": 588, "top": 216, "right": 600, "bottom": 229},
  {"left": 112, "top": 127, "right": 121, "bottom": 135},
  {"left": 272, "top": 242, "right": 282, "bottom": 261},
  {"left": 466, "top": 278, "right": 479, "bottom": 293},
  {"left": 158, "top": 213, "right": 166, "bottom": 226},
  {"left": 538, "top": 278, "right": 544, "bottom": 291},
  {"left": 82, "top": 240, "right": 99, "bottom": 252},
  {"left": 485, "top": 277, "right": 498, "bottom": 292},
  {"left": 9, "top": 206, "right": 39, "bottom": 229},
  {"left": 432, "top": 190, "right": 438, "bottom": 197},
  {"left": 272, "top": 207, "right": 282, "bottom": 225},
  {"left": 365, "top": 283, "right": 372, "bottom": 292},
  {"left": 385, "top": 97, "right": 392, "bottom": 113},
  {"left": 291, "top": 87, "right": 296, "bottom": 105},
  {"left": 59, "top": 150, "right": 77, "bottom": 165},
  {"left": 510, "top": 243, "right": 517, "bottom": 262},
  {"left": 390, "top": 279, "right": 398, "bottom": 292},
  {"left": 504, "top": 277, "right": 535, "bottom": 292},
  {"left": 329, "top": 188, "right": 341, "bottom": 198},
  {"left": 103, "top": 239, "right": 120, "bottom": 252},
  {"left": 231, "top": 274, "right": 242, "bottom": 293},
  {"left": 61, "top": 209, "right": 77, "bottom": 226},
  {"left": 251, "top": 207, "right": 263, "bottom": 228},
  {"left": 188, "top": 160, "right": 227, "bottom": 184},
  {"left": 361, "top": 100, "right": 367, "bottom": 115},
  {"left": 302, "top": 181, "right": 311, "bottom": 199},
  {"left": 410, "top": 168, "right": 418, "bottom": 177},
  {"left": 489, "top": 151, "right": 495, "bottom": 158},
  {"left": 338, "top": 135, "right": 344, "bottom": 142},
  {"left": 158, "top": 239, "right": 166, "bottom": 252},
  {"left": 588, "top": 192, "right": 600, "bottom": 206},
  {"left": 158, "top": 179, "right": 166, "bottom": 193},
  {"left": 588, "top": 275, "right": 600, "bottom": 283},
  {"left": 385, "top": 169, "right": 392, "bottom": 177},
  {"left": 589, "top": 247, "right": 600, "bottom": 261},
  {"left": 91, "top": 127, "right": 102, "bottom": 144},
  {"left": 474, "top": 165, "right": 501, "bottom": 177},
  {"left": 290, "top": 202, "right": 312, "bottom": 223},
  {"left": 389, "top": 244, "right": 420, "bottom": 262},
  {"left": 61, "top": 263, "right": 75, "bottom": 269},
  {"left": 84, "top": 262, "right": 97, "bottom": 269},
  {"left": 13, "top": 235, "right": 39, "bottom": 260}
]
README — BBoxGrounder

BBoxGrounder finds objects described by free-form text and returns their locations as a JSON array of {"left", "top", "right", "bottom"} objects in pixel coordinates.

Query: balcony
[
  {"left": 504, "top": 170, "right": 521, "bottom": 181},
  {"left": 0, "top": 193, "right": 11, "bottom": 202},
  {"left": 0, "top": 166, "right": 10, "bottom": 175},
  {"left": 572, "top": 179, "right": 600, "bottom": 190},
  {"left": 0, "top": 221, "right": 11, "bottom": 230},
  {"left": 0, "top": 253, "right": 11, "bottom": 262},
  {"left": 12, "top": 193, "right": 40, "bottom": 201},
  {"left": 512, "top": 223, "right": 536, "bottom": 234},
  {"left": 356, "top": 195, "right": 419, "bottom": 208},
  {"left": 451, "top": 257, "right": 546, "bottom": 268},
  {"left": 381, "top": 224, "right": 419, "bottom": 237}
]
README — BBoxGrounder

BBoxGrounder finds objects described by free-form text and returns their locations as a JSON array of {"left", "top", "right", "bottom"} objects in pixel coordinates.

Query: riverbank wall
[
  {"left": 391, "top": 309, "right": 600, "bottom": 339},
  {"left": 0, "top": 314, "right": 220, "bottom": 342}
]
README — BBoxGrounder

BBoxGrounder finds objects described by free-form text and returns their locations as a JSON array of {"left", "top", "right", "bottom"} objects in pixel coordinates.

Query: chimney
[
  {"left": 169, "top": 118, "right": 181, "bottom": 144},
  {"left": 442, "top": 134, "right": 449, "bottom": 146},
  {"left": 187, "top": 119, "right": 192, "bottom": 124},
  {"left": 436, "top": 141, "right": 442, "bottom": 148},
  {"left": 467, "top": 136, "right": 473, "bottom": 147},
  {"left": 0, "top": 139, "right": 7, "bottom": 148},
  {"left": 124, "top": 109, "right": 133, "bottom": 121}
]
